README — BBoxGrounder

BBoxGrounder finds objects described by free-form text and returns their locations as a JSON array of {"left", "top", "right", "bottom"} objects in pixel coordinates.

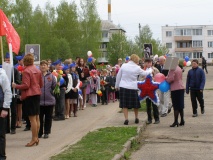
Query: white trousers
[
  {"left": 159, "top": 90, "right": 172, "bottom": 114},
  {"left": 91, "top": 94, "right": 97, "bottom": 105}
]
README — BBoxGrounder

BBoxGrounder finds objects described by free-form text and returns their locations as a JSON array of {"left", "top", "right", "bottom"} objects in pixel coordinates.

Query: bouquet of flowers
[
  {"left": 100, "top": 80, "right": 106, "bottom": 86},
  {"left": 97, "top": 90, "right": 102, "bottom": 96},
  {"left": 52, "top": 70, "right": 64, "bottom": 96}
]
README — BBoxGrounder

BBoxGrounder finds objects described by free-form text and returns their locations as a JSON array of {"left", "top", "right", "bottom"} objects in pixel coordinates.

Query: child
[
  {"left": 108, "top": 70, "right": 116, "bottom": 103},
  {"left": 100, "top": 69, "right": 110, "bottom": 105},
  {"left": 89, "top": 70, "right": 100, "bottom": 107},
  {"left": 69, "top": 63, "right": 80, "bottom": 117},
  {"left": 64, "top": 65, "right": 72, "bottom": 119}
]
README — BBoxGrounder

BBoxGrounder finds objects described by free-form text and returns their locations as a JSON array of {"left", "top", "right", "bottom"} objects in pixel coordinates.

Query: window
[
  {"left": 208, "top": 52, "right": 213, "bottom": 58},
  {"left": 193, "top": 41, "right": 202, "bottom": 47},
  {"left": 193, "top": 52, "right": 202, "bottom": 58},
  {"left": 100, "top": 43, "right": 107, "bottom": 49},
  {"left": 208, "top": 41, "right": 213, "bottom": 48},
  {"left": 102, "top": 32, "right": 108, "bottom": 38},
  {"left": 166, "top": 43, "right": 172, "bottom": 48},
  {"left": 175, "top": 29, "right": 191, "bottom": 36},
  {"left": 177, "top": 42, "right": 191, "bottom": 48},
  {"left": 175, "top": 52, "right": 192, "bottom": 59},
  {"left": 207, "top": 30, "right": 213, "bottom": 36},
  {"left": 166, "top": 31, "right": 172, "bottom": 37},
  {"left": 192, "top": 29, "right": 202, "bottom": 35}
]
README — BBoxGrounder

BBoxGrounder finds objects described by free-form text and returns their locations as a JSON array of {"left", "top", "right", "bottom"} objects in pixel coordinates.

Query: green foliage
[{"left": 51, "top": 127, "right": 137, "bottom": 160}]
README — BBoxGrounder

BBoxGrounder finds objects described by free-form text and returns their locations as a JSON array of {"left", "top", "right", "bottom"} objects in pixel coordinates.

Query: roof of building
[{"left": 101, "top": 20, "right": 126, "bottom": 32}]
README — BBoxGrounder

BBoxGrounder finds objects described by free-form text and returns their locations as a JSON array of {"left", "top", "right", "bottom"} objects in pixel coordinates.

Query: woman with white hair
[{"left": 115, "top": 54, "right": 152, "bottom": 125}]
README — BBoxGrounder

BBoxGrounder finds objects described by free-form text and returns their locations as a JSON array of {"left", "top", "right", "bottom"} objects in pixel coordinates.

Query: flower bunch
[
  {"left": 97, "top": 90, "right": 102, "bottom": 96},
  {"left": 52, "top": 70, "right": 63, "bottom": 96},
  {"left": 100, "top": 80, "right": 106, "bottom": 86}
]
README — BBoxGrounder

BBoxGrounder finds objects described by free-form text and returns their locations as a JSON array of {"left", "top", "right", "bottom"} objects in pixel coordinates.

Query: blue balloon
[
  {"left": 78, "top": 89, "right": 82, "bottom": 95},
  {"left": 159, "top": 81, "right": 170, "bottom": 92},
  {"left": 60, "top": 77, "right": 65, "bottom": 86},
  {"left": 125, "top": 56, "right": 130, "bottom": 61},
  {"left": 185, "top": 56, "right": 189, "bottom": 62},
  {"left": 88, "top": 57, "right": 93, "bottom": 63}
]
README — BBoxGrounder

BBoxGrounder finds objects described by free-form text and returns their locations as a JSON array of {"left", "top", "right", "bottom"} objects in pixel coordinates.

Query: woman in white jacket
[{"left": 115, "top": 54, "right": 152, "bottom": 125}]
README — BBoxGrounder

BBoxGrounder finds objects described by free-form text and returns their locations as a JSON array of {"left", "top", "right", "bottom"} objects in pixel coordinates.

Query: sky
[{"left": 30, "top": 0, "right": 213, "bottom": 41}]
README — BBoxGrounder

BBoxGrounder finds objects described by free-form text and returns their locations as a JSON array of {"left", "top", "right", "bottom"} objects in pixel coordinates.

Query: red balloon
[
  {"left": 154, "top": 73, "right": 166, "bottom": 83},
  {"left": 183, "top": 61, "right": 187, "bottom": 67},
  {"left": 79, "top": 81, "right": 82, "bottom": 87}
]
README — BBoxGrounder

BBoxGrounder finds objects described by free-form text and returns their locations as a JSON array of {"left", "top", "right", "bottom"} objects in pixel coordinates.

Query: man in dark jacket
[
  {"left": 186, "top": 59, "right": 206, "bottom": 117},
  {"left": 202, "top": 56, "right": 208, "bottom": 74}
]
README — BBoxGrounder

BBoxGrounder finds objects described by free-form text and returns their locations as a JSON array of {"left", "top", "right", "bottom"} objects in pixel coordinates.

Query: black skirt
[
  {"left": 119, "top": 87, "right": 141, "bottom": 109},
  {"left": 171, "top": 89, "right": 184, "bottom": 110},
  {"left": 24, "top": 95, "right": 40, "bottom": 116}
]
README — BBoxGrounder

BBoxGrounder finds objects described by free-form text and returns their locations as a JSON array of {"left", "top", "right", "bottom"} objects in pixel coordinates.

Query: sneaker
[
  {"left": 192, "top": 113, "right": 198, "bottom": 117},
  {"left": 11, "top": 130, "right": 16, "bottom": 134},
  {"left": 153, "top": 120, "right": 160, "bottom": 124},
  {"left": 44, "top": 134, "right": 49, "bottom": 139},
  {"left": 146, "top": 120, "right": 152, "bottom": 124},
  {"left": 161, "top": 113, "right": 167, "bottom": 117}
]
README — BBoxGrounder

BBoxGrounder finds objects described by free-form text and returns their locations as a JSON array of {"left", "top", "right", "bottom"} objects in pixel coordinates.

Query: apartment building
[{"left": 162, "top": 25, "right": 213, "bottom": 62}]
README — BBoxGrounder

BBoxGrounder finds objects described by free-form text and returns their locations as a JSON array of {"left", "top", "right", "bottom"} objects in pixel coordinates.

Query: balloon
[
  {"left": 186, "top": 61, "right": 191, "bottom": 67},
  {"left": 183, "top": 61, "right": 187, "bottom": 67},
  {"left": 78, "top": 90, "right": 82, "bottom": 95},
  {"left": 60, "top": 77, "right": 65, "bottom": 86},
  {"left": 159, "top": 81, "right": 170, "bottom": 92},
  {"left": 88, "top": 57, "right": 93, "bottom": 63},
  {"left": 154, "top": 73, "right": 166, "bottom": 83},
  {"left": 125, "top": 56, "right": 130, "bottom": 61},
  {"left": 79, "top": 81, "right": 82, "bottom": 87},
  {"left": 87, "top": 51, "right": 92, "bottom": 57},
  {"left": 185, "top": 56, "right": 189, "bottom": 62}
]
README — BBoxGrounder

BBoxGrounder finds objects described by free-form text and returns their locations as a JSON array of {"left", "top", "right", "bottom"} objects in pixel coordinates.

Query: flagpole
[{"left": 0, "top": 36, "right": 3, "bottom": 64}]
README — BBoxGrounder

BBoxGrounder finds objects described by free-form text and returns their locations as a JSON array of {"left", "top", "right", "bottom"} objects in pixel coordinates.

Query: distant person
[
  {"left": 202, "top": 56, "right": 208, "bottom": 74},
  {"left": 115, "top": 54, "right": 152, "bottom": 125},
  {"left": 166, "top": 65, "right": 185, "bottom": 127},
  {"left": 12, "top": 53, "right": 43, "bottom": 147},
  {"left": 0, "top": 68, "right": 12, "bottom": 159},
  {"left": 186, "top": 59, "right": 205, "bottom": 117}
]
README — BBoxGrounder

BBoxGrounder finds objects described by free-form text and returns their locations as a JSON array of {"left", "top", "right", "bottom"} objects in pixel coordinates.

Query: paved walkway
[
  {"left": 130, "top": 66, "right": 213, "bottom": 160},
  {"left": 6, "top": 100, "right": 146, "bottom": 160}
]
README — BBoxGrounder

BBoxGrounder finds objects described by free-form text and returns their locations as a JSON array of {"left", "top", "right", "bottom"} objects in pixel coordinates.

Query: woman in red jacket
[{"left": 12, "top": 53, "right": 43, "bottom": 147}]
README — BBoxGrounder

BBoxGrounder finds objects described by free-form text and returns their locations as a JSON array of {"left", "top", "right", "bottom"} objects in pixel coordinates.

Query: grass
[{"left": 51, "top": 127, "right": 137, "bottom": 160}]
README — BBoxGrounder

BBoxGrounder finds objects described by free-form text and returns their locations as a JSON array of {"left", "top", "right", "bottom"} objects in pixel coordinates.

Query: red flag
[{"left": 0, "top": 9, "right": 20, "bottom": 54}]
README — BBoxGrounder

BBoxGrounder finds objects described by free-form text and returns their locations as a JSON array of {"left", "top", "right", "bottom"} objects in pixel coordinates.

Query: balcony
[
  {"left": 175, "top": 47, "right": 203, "bottom": 52},
  {"left": 174, "top": 36, "right": 192, "bottom": 41}
]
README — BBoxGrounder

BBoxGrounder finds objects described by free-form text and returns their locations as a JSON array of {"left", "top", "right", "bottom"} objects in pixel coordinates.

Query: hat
[
  {"left": 70, "top": 63, "right": 76, "bottom": 68},
  {"left": 5, "top": 52, "right": 10, "bottom": 58},
  {"left": 63, "top": 65, "right": 69, "bottom": 71},
  {"left": 15, "top": 55, "right": 24, "bottom": 61},
  {"left": 52, "top": 59, "right": 62, "bottom": 66}
]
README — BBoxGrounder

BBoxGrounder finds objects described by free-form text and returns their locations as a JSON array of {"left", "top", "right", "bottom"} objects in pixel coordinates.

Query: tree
[
  {"left": 107, "top": 33, "right": 129, "bottom": 65},
  {"left": 54, "top": 1, "right": 81, "bottom": 58},
  {"left": 79, "top": 0, "right": 101, "bottom": 59},
  {"left": 135, "top": 24, "right": 167, "bottom": 57}
]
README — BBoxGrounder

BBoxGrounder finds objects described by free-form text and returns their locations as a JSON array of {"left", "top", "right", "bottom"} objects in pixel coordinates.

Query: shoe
[
  {"left": 201, "top": 108, "right": 205, "bottom": 114},
  {"left": 44, "top": 134, "right": 49, "bottom": 139},
  {"left": 179, "top": 121, "right": 185, "bottom": 126},
  {"left": 101, "top": 103, "right": 104, "bottom": 105},
  {"left": 105, "top": 103, "right": 108, "bottom": 105},
  {"left": 170, "top": 122, "right": 179, "bottom": 127},
  {"left": 24, "top": 127, "right": 30, "bottom": 131},
  {"left": 92, "top": 104, "right": 97, "bottom": 107},
  {"left": 16, "top": 125, "right": 22, "bottom": 128},
  {"left": 124, "top": 120, "right": 129, "bottom": 125},
  {"left": 146, "top": 120, "right": 152, "bottom": 124},
  {"left": 11, "top": 130, "right": 16, "bottom": 134},
  {"left": 135, "top": 118, "right": 139, "bottom": 124},
  {"left": 161, "top": 113, "right": 167, "bottom": 117},
  {"left": 192, "top": 113, "right": 198, "bottom": 117},
  {"left": 54, "top": 116, "right": 65, "bottom": 121},
  {"left": 153, "top": 120, "right": 160, "bottom": 124},
  {"left": 168, "top": 108, "right": 171, "bottom": 114},
  {"left": 38, "top": 134, "right": 42, "bottom": 138},
  {"left": 25, "top": 139, "right": 39, "bottom": 147}
]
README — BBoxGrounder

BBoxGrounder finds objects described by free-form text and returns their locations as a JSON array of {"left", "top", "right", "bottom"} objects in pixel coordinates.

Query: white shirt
[{"left": 115, "top": 61, "right": 152, "bottom": 90}]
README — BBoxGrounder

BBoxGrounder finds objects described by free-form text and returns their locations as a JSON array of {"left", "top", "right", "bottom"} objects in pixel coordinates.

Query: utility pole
[{"left": 139, "top": 23, "right": 142, "bottom": 58}]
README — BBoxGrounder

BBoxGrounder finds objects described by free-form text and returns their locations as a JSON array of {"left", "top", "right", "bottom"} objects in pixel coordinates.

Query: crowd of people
[{"left": 0, "top": 52, "right": 207, "bottom": 159}]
